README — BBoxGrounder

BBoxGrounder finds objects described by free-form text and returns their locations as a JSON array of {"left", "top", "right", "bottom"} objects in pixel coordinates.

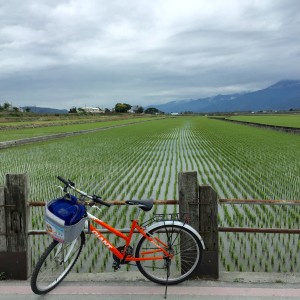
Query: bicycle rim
[
  {"left": 31, "top": 232, "right": 84, "bottom": 294},
  {"left": 135, "top": 224, "right": 202, "bottom": 285}
]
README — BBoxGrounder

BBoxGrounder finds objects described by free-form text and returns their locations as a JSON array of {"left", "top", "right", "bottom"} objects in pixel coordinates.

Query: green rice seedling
[{"left": 1, "top": 116, "right": 299, "bottom": 273}]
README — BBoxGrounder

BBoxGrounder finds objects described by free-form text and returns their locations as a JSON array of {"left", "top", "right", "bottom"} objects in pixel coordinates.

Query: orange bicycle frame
[{"left": 87, "top": 213, "right": 171, "bottom": 262}]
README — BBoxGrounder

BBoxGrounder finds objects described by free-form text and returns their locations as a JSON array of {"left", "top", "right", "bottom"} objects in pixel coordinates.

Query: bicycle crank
[{"left": 112, "top": 245, "right": 133, "bottom": 271}]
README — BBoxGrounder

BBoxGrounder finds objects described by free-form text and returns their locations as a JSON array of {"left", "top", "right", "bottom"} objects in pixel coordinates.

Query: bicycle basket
[{"left": 45, "top": 195, "right": 87, "bottom": 243}]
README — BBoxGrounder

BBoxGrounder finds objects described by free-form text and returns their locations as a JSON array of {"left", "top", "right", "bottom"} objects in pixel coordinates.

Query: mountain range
[
  {"left": 149, "top": 80, "right": 300, "bottom": 113},
  {"left": 21, "top": 106, "right": 69, "bottom": 114}
]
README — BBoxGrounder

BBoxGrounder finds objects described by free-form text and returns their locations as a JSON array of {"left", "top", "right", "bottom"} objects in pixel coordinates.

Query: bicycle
[{"left": 31, "top": 176, "right": 205, "bottom": 297}]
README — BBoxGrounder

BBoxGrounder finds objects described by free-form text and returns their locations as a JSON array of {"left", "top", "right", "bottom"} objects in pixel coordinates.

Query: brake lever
[
  {"left": 92, "top": 205, "right": 103, "bottom": 213},
  {"left": 56, "top": 185, "right": 64, "bottom": 192}
]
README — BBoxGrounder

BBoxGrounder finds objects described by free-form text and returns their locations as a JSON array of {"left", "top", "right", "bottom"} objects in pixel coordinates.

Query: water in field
[{"left": 1, "top": 116, "right": 300, "bottom": 273}]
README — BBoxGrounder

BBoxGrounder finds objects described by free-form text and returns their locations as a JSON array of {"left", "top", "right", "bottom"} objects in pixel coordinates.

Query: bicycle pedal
[{"left": 112, "top": 262, "right": 121, "bottom": 271}]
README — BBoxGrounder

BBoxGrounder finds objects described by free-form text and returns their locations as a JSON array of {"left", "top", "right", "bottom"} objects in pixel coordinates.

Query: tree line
[
  {"left": 69, "top": 103, "right": 163, "bottom": 114},
  {"left": 0, "top": 101, "right": 163, "bottom": 115},
  {"left": 0, "top": 102, "right": 30, "bottom": 112}
]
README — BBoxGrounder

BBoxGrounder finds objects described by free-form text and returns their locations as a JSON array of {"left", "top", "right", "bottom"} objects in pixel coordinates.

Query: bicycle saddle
[{"left": 125, "top": 199, "right": 154, "bottom": 212}]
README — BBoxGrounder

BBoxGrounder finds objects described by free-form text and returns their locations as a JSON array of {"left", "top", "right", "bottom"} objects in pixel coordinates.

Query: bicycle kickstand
[{"left": 164, "top": 260, "right": 170, "bottom": 299}]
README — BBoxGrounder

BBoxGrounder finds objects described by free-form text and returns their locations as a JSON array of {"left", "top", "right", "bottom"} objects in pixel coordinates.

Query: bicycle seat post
[{"left": 133, "top": 207, "right": 141, "bottom": 221}]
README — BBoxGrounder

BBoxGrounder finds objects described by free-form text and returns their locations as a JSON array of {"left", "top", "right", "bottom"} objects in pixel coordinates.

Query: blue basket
[{"left": 45, "top": 195, "right": 87, "bottom": 243}]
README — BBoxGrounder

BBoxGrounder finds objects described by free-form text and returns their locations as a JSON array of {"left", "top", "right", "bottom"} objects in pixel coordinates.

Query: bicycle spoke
[
  {"left": 31, "top": 233, "right": 84, "bottom": 295},
  {"left": 136, "top": 224, "right": 202, "bottom": 285}
]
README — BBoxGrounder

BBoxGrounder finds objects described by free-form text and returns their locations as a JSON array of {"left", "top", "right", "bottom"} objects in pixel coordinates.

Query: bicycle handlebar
[
  {"left": 92, "top": 195, "right": 111, "bottom": 207},
  {"left": 57, "top": 176, "right": 69, "bottom": 186},
  {"left": 57, "top": 176, "right": 112, "bottom": 207}
]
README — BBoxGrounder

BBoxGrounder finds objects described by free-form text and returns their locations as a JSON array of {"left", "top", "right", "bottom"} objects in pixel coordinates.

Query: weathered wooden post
[
  {"left": 178, "top": 171, "right": 201, "bottom": 276},
  {"left": 0, "top": 174, "right": 31, "bottom": 279},
  {"left": 178, "top": 171, "right": 219, "bottom": 279},
  {"left": 198, "top": 185, "right": 219, "bottom": 279},
  {"left": 178, "top": 171, "right": 199, "bottom": 229},
  {"left": 0, "top": 186, "right": 6, "bottom": 257}
]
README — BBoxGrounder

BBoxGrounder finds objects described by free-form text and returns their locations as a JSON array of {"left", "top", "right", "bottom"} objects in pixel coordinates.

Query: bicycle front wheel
[
  {"left": 31, "top": 232, "right": 85, "bottom": 295},
  {"left": 135, "top": 224, "right": 203, "bottom": 285}
]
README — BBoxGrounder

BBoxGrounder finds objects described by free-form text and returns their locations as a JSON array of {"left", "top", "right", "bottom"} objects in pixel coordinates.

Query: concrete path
[{"left": 0, "top": 272, "right": 299, "bottom": 300}]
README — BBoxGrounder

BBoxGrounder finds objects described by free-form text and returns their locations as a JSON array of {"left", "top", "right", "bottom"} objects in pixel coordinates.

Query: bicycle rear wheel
[
  {"left": 135, "top": 224, "right": 203, "bottom": 285},
  {"left": 31, "top": 232, "right": 85, "bottom": 294}
]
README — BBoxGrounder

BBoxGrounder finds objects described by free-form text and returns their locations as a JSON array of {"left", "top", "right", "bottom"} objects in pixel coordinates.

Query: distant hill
[
  {"left": 148, "top": 93, "right": 244, "bottom": 114},
  {"left": 22, "top": 106, "right": 68, "bottom": 114},
  {"left": 149, "top": 80, "right": 300, "bottom": 113}
]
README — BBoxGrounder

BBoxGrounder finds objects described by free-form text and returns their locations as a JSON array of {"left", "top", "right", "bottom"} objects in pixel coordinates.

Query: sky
[{"left": 0, "top": 0, "right": 300, "bottom": 110}]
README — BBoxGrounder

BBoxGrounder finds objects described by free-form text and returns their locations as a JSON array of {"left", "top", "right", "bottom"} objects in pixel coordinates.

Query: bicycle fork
[{"left": 54, "top": 240, "right": 77, "bottom": 264}]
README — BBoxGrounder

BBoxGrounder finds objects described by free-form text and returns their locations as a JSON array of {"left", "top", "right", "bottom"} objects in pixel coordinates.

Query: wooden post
[
  {"left": 178, "top": 171, "right": 202, "bottom": 276},
  {"left": 0, "top": 174, "right": 31, "bottom": 280},
  {"left": 198, "top": 185, "right": 219, "bottom": 279},
  {"left": 178, "top": 171, "right": 199, "bottom": 228},
  {"left": 0, "top": 186, "right": 6, "bottom": 252},
  {"left": 178, "top": 172, "right": 219, "bottom": 279}
]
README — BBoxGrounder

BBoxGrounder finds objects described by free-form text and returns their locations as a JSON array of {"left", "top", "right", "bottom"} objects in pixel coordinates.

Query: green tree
[
  {"left": 124, "top": 103, "right": 132, "bottom": 111},
  {"left": 115, "top": 103, "right": 132, "bottom": 113},
  {"left": 115, "top": 103, "right": 125, "bottom": 112},
  {"left": 3, "top": 102, "right": 11, "bottom": 111},
  {"left": 69, "top": 107, "right": 77, "bottom": 113},
  {"left": 144, "top": 107, "right": 160, "bottom": 114},
  {"left": 136, "top": 106, "right": 144, "bottom": 113}
]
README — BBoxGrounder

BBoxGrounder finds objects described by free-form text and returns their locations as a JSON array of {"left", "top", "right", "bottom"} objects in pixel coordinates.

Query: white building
[
  {"left": 81, "top": 107, "right": 104, "bottom": 113},
  {"left": 128, "top": 106, "right": 139, "bottom": 113}
]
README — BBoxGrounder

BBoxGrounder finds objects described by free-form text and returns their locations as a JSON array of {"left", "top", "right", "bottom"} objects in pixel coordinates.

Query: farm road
[{"left": 0, "top": 271, "right": 299, "bottom": 300}]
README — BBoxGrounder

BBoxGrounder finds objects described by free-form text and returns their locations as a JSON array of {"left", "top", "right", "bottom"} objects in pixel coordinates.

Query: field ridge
[{"left": 210, "top": 117, "right": 300, "bottom": 134}]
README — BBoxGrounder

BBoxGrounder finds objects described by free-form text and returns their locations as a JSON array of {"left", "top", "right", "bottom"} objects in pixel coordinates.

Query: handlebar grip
[
  {"left": 57, "top": 176, "right": 70, "bottom": 186},
  {"left": 94, "top": 196, "right": 112, "bottom": 207}
]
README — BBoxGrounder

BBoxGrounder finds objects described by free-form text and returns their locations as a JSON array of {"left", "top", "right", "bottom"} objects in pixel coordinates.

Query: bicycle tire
[
  {"left": 135, "top": 223, "right": 203, "bottom": 285},
  {"left": 31, "top": 232, "right": 85, "bottom": 295}
]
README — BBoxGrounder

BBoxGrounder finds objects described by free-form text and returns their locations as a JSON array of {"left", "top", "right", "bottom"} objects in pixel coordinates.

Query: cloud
[{"left": 0, "top": 0, "right": 300, "bottom": 109}]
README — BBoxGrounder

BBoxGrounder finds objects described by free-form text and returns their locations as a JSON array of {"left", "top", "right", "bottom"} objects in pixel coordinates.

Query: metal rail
[
  {"left": 28, "top": 198, "right": 300, "bottom": 236},
  {"left": 219, "top": 227, "right": 300, "bottom": 234},
  {"left": 28, "top": 200, "right": 178, "bottom": 207},
  {"left": 29, "top": 198, "right": 300, "bottom": 207},
  {"left": 219, "top": 198, "right": 300, "bottom": 206}
]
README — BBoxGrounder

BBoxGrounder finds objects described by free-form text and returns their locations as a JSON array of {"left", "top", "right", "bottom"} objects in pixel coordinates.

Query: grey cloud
[{"left": 0, "top": 0, "right": 300, "bottom": 109}]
